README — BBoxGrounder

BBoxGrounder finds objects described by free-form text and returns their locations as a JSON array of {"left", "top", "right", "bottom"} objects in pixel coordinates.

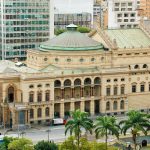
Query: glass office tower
[{"left": 0, "top": 0, "right": 51, "bottom": 60}]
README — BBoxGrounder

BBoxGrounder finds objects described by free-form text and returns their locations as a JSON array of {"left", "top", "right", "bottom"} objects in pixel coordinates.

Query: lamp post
[{"left": 46, "top": 129, "right": 51, "bottom": 142}]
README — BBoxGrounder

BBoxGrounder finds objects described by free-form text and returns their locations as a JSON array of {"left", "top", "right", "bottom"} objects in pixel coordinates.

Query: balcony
[{"left": 105, "top": 94, "right": 127, "bottom": 100}]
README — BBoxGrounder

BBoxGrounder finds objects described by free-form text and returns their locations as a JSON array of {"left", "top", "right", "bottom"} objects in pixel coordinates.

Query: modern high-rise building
[{"left": 0, "top": 0, "right": 54, "bottom": 60}]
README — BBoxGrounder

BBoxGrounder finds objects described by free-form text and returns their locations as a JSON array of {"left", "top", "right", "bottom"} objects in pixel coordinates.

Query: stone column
[
  {"left": 100, "top": 99, "right": 106, "bottom": 114},
  {"left": 90, "top": 100, "right": 95, "bottom": 115},
  {"left": 50, "top": 104, "right": 54, "bottom": 119},
  {"left": 70, "top": 102, "right": 75, "bottom": 111},
  {"left": 34, "top": 90, "right": 37, "bottom": 102},
  {"left": 80, "top": 101, "right": 85, "bottom": 112},
  {"left": 60, "top": 103, "right": 64, "bottom": 118},
  {"left": 90, "top": 87, "right": 94, "bottom": 96}
]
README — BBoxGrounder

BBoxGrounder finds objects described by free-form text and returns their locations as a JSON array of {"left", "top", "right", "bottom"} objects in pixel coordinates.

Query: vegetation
[
  {"left": 1, "top": 110, "right": 150, "bottom": 150},
  {"left": 34, "top": 140, "right": 58, "bottom": 150},
  {"left": 77, "top": 26, "right": 91, "bottom": 33},
  {"left": 8, "top": 138, "right": 34, "bottom": 150},
  {"left": 54, "top": 29, "right": 66, "bottom": 35},
  {"left": 0, "top": 136, "right": 18, "bottom": 150},
  {"left": 59, "top": 136, "right": 117, "bottom": 150},
  {"left": 94, "top": 116, "right": 120, "bottom": 150},
  {"left": 119, "top": 110, "right": 150, "bottom": 150},
  {"left": 65, "top": 109, "right": 93, "bottom": 149},
  {"left": 54, "top": 26, "right": 91, "bottom": 35}
]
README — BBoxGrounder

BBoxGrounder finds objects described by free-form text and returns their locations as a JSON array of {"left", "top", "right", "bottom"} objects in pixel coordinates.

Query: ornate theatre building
[{"left": 0, "top": 24, "right": 150, "bottom": 128}]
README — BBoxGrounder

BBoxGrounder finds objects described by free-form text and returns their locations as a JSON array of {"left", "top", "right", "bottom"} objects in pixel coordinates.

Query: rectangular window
[
  {"left": 121, "top": 86, "right": 125, "bottom": 95},
  {"left": 114, "top": 87, "right": 118, "bottom": 95},
  {"left": 149, "top": 84, "right": 150, "bottom": 91},
  {"left": 106, "top": 87, "right": 111, "bottom": 96},
  {"left": 29, "top": 93, "right": 34, "bottom": 102},
  {"left": 140, "top": 84, "right": 145, "bottom": 92},
  {"left": 132, "top": 85, "right": 136, "bottom": 93},
  {"left": 45, "top": 92, "right": 50, "bottom": 101}
]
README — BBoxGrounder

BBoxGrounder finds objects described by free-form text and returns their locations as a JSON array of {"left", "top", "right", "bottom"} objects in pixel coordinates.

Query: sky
[{"left": 54, "top": 0, "right": 93, "bottom": 14}]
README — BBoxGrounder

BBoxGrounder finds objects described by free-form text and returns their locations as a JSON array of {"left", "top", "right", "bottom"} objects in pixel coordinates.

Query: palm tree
[
  {"left": 65, "top": 109, "right": 93, "bottom": 149},
  {"left": 94, "top": 116, "right": 120, "bottom": 150},
  {"left": 119, "top": 110, "right": 150, "bottom": 150}
]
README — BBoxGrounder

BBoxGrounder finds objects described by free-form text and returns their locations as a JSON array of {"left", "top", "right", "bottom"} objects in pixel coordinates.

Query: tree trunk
[
  {"left": 105, "top": 129, "right": 108, "bottom": 150},
  {"left": 133, "top": 133, "right": 137, "bottom": 150},
  {"left": 77, "top": 124, "right": 80, "bottom": 150}
]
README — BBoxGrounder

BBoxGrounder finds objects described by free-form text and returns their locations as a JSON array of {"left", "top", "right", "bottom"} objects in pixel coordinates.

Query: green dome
[{"left": 39, "top": 24, "right": 103, "bottom": 51}]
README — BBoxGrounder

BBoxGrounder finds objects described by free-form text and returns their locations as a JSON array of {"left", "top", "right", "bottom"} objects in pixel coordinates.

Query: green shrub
[
  {"left": 34, "top": 140, "right": 58, "bottom": 150},
  {"left": 59, "top": 136, "right": 117, "bottom": 150},
  {"left": 77, "top": 26, "right": 91, "bottom": 33},
  {"left": 8, "top": 138, "right": 34, "bottom": 150},
  {"left": 55, "top": 29, "right": 66, "bottom": 35},
  {"left": 0, "top": 136, "right": 18, "bottom": 150}
]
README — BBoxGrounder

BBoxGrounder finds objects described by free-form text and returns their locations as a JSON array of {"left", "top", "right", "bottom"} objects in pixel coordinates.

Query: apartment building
[
  {"left": 0, "top": 0, "right": 54, "bottom": 60},
  {"left": 108, "top": 0, "right": 140, "bottom": 29},
  {"left": 139, "top": 0, "right": 150, "bottom": 19}
]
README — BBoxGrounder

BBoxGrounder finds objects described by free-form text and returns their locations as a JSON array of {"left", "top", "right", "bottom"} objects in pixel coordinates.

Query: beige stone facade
[{"left": 0, "top": 24, "right": 150, "bottom": 128}]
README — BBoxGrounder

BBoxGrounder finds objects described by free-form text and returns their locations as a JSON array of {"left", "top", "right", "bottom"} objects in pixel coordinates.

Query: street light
[{"left": 46, "top": 129, "right": 51, "bottom": 142}]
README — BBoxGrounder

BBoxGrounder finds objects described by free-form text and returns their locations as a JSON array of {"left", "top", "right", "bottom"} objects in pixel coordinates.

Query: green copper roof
[
  {"left": 39, "top": 26, "right": 103, "bottom": 51},
  {"left": 105, "top": 28, "right": 150, "bottom": 48}
]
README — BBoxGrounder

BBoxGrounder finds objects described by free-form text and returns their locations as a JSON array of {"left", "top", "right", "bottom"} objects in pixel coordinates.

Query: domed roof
[{"left": 39, "top": 24, "right": 103, "bottom": 51}]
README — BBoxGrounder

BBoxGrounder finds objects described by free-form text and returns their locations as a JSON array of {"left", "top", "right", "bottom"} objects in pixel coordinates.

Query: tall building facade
[
  {"left": 54, "top": 0, "right": 93, "bottom": 29},
  {"left": 0, "top": 0, "right": 53, "bottom": 60},
  {"left": 108, "top": 0, "right": 140, "bottom": 29},
  {"left": 139, "top": 0, "right": 150, "bottom": 19},
  {"left": 54, "top": 13, "right": 92, "bottom": 29}
]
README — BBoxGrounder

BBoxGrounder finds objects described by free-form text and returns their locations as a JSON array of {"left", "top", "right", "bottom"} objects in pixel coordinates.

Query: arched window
[
  {"left": 143, "top": 64, "right": 148, "bottom": 69},
  {"left": 37, "top": 108, "right": 42, "bottom": 118},
  {"left": 37, "top": 92, "right": 42, "bottom": 102},
  {"left": 134, "top": 65, "right": 139, "bottom": 69},
  {"left": 29, "top": 91, "right": 34, "bottom": 102},
  {"left": 45, "top": 90, "right": 50, "bottom": 101},
  {"left": 120, "top": 100, "right": 124, "bottom": 109},
  {"left": 54, "top": 80, "right": 61, "bottom": 87},
  {"left": 45, "top": 107, "right": 49, "bottom": 117},
  {"left": 106, "top": 101, "right": 110, "bottom": 110},
  {"left": 94, "top": 77, "right": 101, "bottom": 84},
  {"left": 74, "top": 78, "right": 81, "bottom": 86},
  {"left": 8, "top": 86, "right": 15, "bottom": 103},
  {"left": 30, "top": 109, "right": 34, "bottom": 119},
  {"left": 113, "top": 101, "right": 118, "bottom": 110},
  {"left": 64, "top": 79, "right": 71, "bottom": 87},
  {"left": 84, "top": 78, "right": 91, "bottom": 85}
]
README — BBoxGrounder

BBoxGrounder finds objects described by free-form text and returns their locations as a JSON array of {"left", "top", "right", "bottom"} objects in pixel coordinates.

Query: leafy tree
[
  {"left": 0, "top": 136, "right": 18, "bottom": 150},
  {"left": 77, "top": 26, "right": 91, "bottom": 33},
  {"left": 34, "top": 140, "right": 58, "bottom": 150},
  {"left": 94, "top": 116, "right": 120, "bottom": 150},
  {"left": 8, "top": 138, "right": 34, "bottom": 150},
  {"left": 119, "top": 110, "right": 150, "bottom": 150},
  {"left": 65, "top": 109, "right": 93, "bottom": 149}
]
